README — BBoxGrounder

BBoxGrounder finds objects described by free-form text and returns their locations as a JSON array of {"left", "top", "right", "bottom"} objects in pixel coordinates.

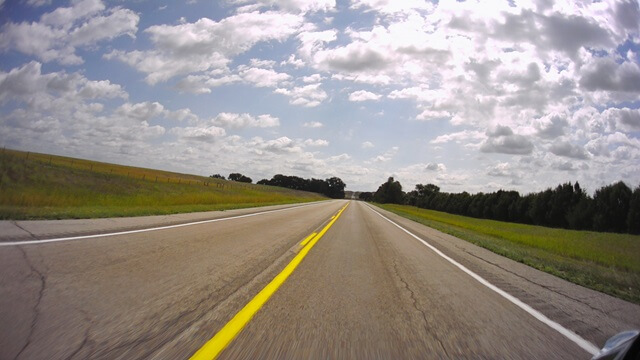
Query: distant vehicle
[{"left": 592, "top": 330, "right": 640, "bottom": 360}]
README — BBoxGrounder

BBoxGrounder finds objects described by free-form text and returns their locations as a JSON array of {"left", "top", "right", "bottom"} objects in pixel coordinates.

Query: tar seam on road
[
  {"left": 365, "top": 204, "right": 600, "bottom": 356},
  {"left": 0, "top": 201, "right": 330, "bottom": 247},
  {"left": 189, "top": 203, "right": 349, "bottom": 360}
]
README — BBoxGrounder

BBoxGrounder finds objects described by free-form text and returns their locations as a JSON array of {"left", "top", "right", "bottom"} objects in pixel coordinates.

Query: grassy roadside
[
  {"left": 0, "top": 149, "right": 325, "bottom": 219},
  {"left": 377, "top": 203, "right": 640, "bottom": 304}
]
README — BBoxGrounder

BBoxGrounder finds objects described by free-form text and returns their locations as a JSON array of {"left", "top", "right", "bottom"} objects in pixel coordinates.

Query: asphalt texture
[{"left": 1, "top": 200, "right": 639, "bottom": 359}]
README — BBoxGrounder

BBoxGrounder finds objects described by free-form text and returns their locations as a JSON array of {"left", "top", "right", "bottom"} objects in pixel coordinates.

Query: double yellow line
[{"left": 190, "top": 202, "right": 349, "bottom": 360}]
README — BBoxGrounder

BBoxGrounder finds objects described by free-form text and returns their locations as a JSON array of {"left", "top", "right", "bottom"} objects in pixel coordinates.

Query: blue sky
[{"left": 1, "top": 0, "right": 639, "bottom": 193}]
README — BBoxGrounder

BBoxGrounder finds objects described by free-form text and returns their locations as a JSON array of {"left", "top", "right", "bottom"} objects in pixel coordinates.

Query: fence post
[
  {"left": 49, "top": 156, "right": 52, "bottom": 165},
  {"left": 155, "top": 176, "right": 158, "bottom": 182},
  {"left": 90, "top": 164, "right": 93, "bottom": 171},
  {"left": 142, "top": 174, "right": 145, "bottom": 180}
]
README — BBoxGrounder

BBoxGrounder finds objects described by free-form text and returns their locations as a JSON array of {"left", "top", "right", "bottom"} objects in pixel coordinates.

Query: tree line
[
  {"left": 360, "top": 177, "right": 640, "bottom": 234},
  {"left": 210, "top": 172, "right": 346, "bottom": 199},
  {"left": 257, "top": 174, "right": 346, "bottom": 199}
]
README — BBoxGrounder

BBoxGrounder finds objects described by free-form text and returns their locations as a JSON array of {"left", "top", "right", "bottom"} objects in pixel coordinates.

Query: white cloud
[
  {"left": 303, "top": 138, "right": 329, "bottom": 146},
  {"left": 175, "top": 126, "right": 226, "bottom": 142},
  {"left": 361, "top": 141, "right": 374, "bottom": 148},
  {"left": 274, "top": 83, "right": 327, "bottom": 107},
  {"left": 211, "top": 112, "right": 279, "bottom": 129},
  {"left": 239, "top": 66, "right": 291, "bottom": 88},
  {"left": 371, "top": 146, "right": 398, "bottom": 162},
  {"left": 302, "top": 73, "right": 323, "bottom": 83},
  {"left": 549, "top": 140, "right": 590, "bottom": 160},
  {"left": 107, "top": 11, "right": 304, "bottom": 83},
  {"left": 430, "top": 130, "right": 484, "bottom": 144},
  {"left": 348, "top": 90, "right": 381, "bottom": 102},
  {"left": 116, "top": 102, "right": 166, "bottom": 121},
  {"left": 480, "top": 126, "right": 534, "bottom": 155},
  {"left": 229, "top": 0, "right": 335, "bottom": 14},
  {"left": 303, "top": 121, "right": 323, "bottom": 128},
  {"left": 0, "top": 1, "right": 138, "bottom": 65}
]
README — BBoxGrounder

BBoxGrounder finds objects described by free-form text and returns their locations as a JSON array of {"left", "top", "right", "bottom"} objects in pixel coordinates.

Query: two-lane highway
[{"left": 1, "top": 200, "right": 639, "bottom": 359}]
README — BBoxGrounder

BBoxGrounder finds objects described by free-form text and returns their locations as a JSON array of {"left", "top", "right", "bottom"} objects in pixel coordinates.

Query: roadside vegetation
[
  {"left": 362, "top": 177, "right": 640, "bottom": 234},
  {"left": 0, "top": 149, "right": 325, "bottom": 219},
  {"left": 376, "top": 203, "right": 640, "bottom": 304}
]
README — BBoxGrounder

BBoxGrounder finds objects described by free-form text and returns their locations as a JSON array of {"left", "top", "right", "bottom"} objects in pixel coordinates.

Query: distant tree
[
  {"left": 627, "top": 185, "right": 640, "bottom": 234},
  {"left": 257, "top": 179, "right": 269, "bottom": 185},
  {"left": 325, "top": 177, "right": 346, "bottom": 199},
  {"left": 593, "top": 181, "right": 632, "bottom": 232},
  {"left": 374, "top": 177, "right": 404, "bottom": 204},
  {"left": 209, "top": 174, "right": 225, "bottom": 180},
  {"left": 358, "top": 192, "right": 374, "bottom": 201},
  {"left": 228, "top": 173, "right": 252, "bottom": 183}
]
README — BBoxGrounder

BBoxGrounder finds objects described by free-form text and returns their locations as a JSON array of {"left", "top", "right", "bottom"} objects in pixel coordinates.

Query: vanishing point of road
[{"left": 1, "top": 200, "right": 639, "bottom": 359}]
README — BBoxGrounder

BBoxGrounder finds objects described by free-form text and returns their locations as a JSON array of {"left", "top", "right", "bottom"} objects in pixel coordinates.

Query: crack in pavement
[
  {"left": 391, "top": 258, "right": 450, "bottom": 359},
  {"left": 13, "top": 246, "right": 46, "bottom": 360},
  {"left": 460, "top": 248, "right": 608, "bottom": 316},
  {"left": 63, "top": 309, "right": 94, "bottom": 360},
  {"left": 10, "top": 221, "right": 39, "bottom": 240}
]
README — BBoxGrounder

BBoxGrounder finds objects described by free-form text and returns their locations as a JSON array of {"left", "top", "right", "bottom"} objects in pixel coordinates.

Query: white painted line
[
  {"left": 365, "top": 204, "right": 600, "bottom": 356},
  {"left": 0, "top": 201, "right": 330, "bottom": 247}
]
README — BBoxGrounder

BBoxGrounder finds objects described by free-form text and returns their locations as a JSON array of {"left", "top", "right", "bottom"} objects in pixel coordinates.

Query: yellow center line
[
  {"left": 190, "top": 202, "right": 349, "bottom": 360},
  {"left": 299, "top": 232, "right": 318, "bottom": 247}
]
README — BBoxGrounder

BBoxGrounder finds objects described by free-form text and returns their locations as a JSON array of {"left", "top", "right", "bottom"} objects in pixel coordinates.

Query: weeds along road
[{"left": 1, "top": 200, "right": 639, "bottom": 359}]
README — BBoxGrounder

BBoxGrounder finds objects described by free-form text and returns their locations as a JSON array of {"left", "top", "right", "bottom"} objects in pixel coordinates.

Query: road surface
[{"left": 1, "top": 200, "right": 639, "bottom": 359}]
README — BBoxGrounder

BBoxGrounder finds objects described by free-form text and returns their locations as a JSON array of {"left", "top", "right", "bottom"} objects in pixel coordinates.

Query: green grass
[
  {"left": 0, "top": 149, "right": 325, "bottom": 219},
  {"left": 378, "top": 203, "right": 640, "bottom": 304}
]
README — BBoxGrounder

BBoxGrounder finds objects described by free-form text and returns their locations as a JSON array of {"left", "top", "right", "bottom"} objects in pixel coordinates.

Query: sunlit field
[
  {"left": 379, "top": 203, "right": 640, "bottom": 304},
  {"left": 0, "top": 149, "right": 325, "bottom": 219}
]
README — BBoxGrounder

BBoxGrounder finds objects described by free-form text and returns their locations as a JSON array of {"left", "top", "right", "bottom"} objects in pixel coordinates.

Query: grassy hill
[
  {"left": 379, "top": 203, "right": 640, "bottom": 304},
  {"left": 0, "top": 148, "right": 325, "bottom": 219}
]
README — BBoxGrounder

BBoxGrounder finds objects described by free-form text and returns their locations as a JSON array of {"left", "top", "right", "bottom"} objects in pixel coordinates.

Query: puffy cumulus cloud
[
  {"left": 107, "top": 11, "right": 304, "bottom": 84},
  {"left": 274, "top": 83, "right": 327, "bottom": 107},
  {"left": 487, "top": 162, "right": 520, "bottom": 178},
  {"left": 480, "top": 126, "right": 534, "bottom": 155},
  {"left": 238, "top": 66, "right": 291, "bottom": 88},
  {"left": 302, "top": 74, "right": 323, "bottom": 83},
  {"left": 602, "top": 108, "right": 640, "bottom": 132},
  {"left": 534, "top": 113, "right": 568, "bottom": 139},
  {"left": 350, "top": 0, "right": 433, "bottom": 14},
  {"left": 0, "top": 0, "right": 138, "bottom": 65},
  {"left": 303, "top": 121, "right": 323, "bottom": 128},
  {"left": 425, "top": 162, "right": 446, "bottom": 172},
  {"left": 361, "top": 141, "right": 374, "bottom": 149},
  {"left": 579, "top": 57, "right": 640, "bottom": 94},
  {"left": 371, "top": 146, "right": 398, "bottom": 163},
  {"left": 251, "top": 136, "right": 302, "bottom": 154},
  {"left": 0, "top": 61, "right": 126, "bottom": 110},
  {"left": 348, "top": 90, "right": 381, "bottom": 102},
  {"left": 116, "top": 102, "right": 166, "bottom": 121},
  {"left": 211, "top": 112, "right": 280, "bottom": 129},
  {"left": 303, "top": 138, "right": 329, "bottom": 146},
  {"left": 549, "top": 140, "right": 590, "bottom": 160},
  {"left": 229, "top": 0, "right": 335, "bottom": 13},
  {"left": 430, "top": 130, "right": 485, "bottom": 144},
  {"left": 173, "top": 126, "right": 226, "bottom": 142}
]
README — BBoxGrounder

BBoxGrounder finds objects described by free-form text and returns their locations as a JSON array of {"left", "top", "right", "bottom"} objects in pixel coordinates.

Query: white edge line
[
  {"left": 1, "top": 201, "right": 330, "bottom": 247},
  {"left": 365, "top": 204, "right": 600, "bottom": 356}
]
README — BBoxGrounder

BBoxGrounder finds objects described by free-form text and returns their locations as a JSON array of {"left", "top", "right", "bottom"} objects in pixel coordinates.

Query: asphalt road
[{"left": 1, "top": 200, "right": 639, "bottom": 359}]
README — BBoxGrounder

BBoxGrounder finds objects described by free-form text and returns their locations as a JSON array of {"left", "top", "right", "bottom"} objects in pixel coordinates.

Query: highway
[{"left": 1, "top": 200, "right": 639, "bottom": 359}]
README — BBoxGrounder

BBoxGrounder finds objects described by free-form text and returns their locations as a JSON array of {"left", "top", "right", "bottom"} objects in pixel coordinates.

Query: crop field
[
  {"left": 0, "top": 148, "right": 325, "bottom": 219},
  {"left": 379, "top": 203, "right": 640, "bottom": 304}
]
